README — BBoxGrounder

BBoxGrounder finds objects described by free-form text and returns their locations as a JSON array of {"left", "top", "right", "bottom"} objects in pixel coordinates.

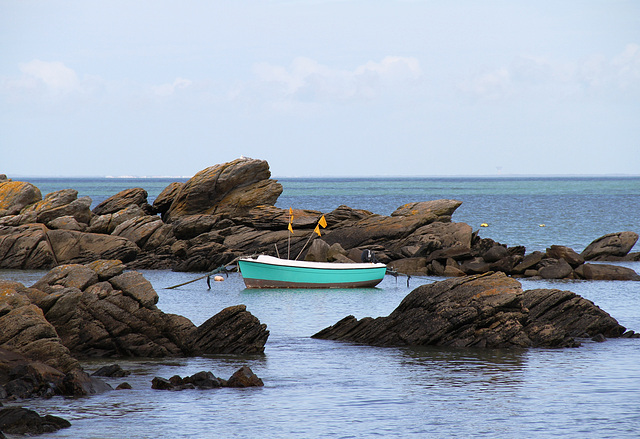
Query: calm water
[{"left": 2, "top": 176, "right": 640, "bottom": 438}]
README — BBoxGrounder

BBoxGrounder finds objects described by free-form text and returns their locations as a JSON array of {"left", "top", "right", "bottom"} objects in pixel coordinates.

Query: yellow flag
[
  {"left": 318, "top": 215, "right": 327, "bottom": 228},
  {"left": 289, "top": 207, "right": 294, "bottom": 222},
  {"left": 288, "top": 222, "right": 293, "bottom": 234},
  {"left": 314, "top": 224, "right": 321, "bottom": 236}
]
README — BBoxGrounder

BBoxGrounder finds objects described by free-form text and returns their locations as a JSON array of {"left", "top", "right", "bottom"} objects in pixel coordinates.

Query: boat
[{"left": 237, "top": 254, "right": 387, "bottom": 289}]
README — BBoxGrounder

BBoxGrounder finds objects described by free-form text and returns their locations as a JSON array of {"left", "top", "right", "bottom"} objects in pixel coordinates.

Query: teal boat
[{"left": 238, "top": 255, "right": 387, "bottom": 288}]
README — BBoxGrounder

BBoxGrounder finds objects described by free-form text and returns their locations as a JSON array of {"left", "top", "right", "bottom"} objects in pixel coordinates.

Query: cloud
[
  {"left": 18, "top": 60, "right": 80, "bottom": 94},
  {"left": 460, "top": 44, "right": 640, "bottom": 99},
  {"left": 248, "top": 56, "right": 423, "bottom": 104},
  {"left": 151, "top": 77, "right": 193, "bottom": 97}
]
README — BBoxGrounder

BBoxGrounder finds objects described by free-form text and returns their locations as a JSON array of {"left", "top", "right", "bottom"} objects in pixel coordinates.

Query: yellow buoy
[
  {"left": 214, "top": 275, "right": 224, "bottom": 282},
  {"left": 539, "top": 224, "right": 545, "bottom": 227},
  {"left": 480, "top": 223, "right": 489, "bottom": 227}
]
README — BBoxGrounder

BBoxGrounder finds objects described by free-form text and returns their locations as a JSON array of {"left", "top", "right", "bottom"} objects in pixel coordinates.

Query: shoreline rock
[{"left": 0, "top": 158, "right": 638, "bottom": 282}]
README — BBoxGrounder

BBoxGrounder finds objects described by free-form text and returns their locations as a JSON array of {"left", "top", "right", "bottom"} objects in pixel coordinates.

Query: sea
[{"left": 1, "top": 176, "right": 639, "bottom": 438}]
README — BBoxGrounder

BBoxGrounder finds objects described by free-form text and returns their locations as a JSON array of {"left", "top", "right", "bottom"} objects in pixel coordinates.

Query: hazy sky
[{"left": 1, "top": 1, "right": 639, "bottom": 177}]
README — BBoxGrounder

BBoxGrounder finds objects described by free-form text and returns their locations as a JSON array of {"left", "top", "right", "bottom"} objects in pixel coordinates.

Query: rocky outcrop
[
  {"left": 162, "top": 158, "right": 283, "bottom": 222},
  {"left": 581, "top": 232, "right": 639, "bottom": 261},
  {"left": 1, "top": 262, "right": 269, "bottom": 401},
  {"left": 0, "top": 160, "right": 637, "bottom": 281},
  {"left": 312, "top": 272, "right": 628, "bottom": 348},
  {"left": 5, "top": 262, "right": 269, "bottom": 359}
]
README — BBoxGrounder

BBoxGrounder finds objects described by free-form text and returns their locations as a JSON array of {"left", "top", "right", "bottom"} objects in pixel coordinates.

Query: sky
[{"left": 1, "top": 0, "right": 639, "bottom": 178}]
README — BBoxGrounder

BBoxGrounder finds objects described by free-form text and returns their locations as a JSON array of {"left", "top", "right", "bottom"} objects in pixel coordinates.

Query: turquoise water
[{"left": 2, "top": 176, "right": 639, "bottom": 438}]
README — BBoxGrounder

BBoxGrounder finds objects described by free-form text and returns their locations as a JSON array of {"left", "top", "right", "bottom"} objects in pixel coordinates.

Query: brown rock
[
  {"left": 163, "top": 158, "right": 283, "bottom": 222},
  {"left": 0, "top": 181, "right": 42, "bottom": 216},
  {"left": 0, "top": 224, "right": 56, "bottom": 269},
  {"left": 581, "top": 232, "right": 639, "bottom": 261},
  {"left": 152, "top": 181, "right": 184, "bottom": 215},
  {"left": 46, "top": 229, "right": 139, "bottom": 265},
  {"left": 226, "top": 366, "right": 264, "bottom": 387},
  {"left": 391, "top": 199, "right": 463, "bottom": 218},
  {"left": 574, "top": 263, "right": 640, "bottom": 281},
  {"left": 546, "top": 245, "right": 584, "bottom": 267},
  {"left": 111, "top": 215, "right": 163, "bottom": 248},
  {"left": 92, "top": 188, "right": 149, "bottom": 216},
  {"left": 108, "top": 271, "right": 159, "bottom": 309},
  {"left": 32, "top": 264, "right": 98, "bottom": 293}
]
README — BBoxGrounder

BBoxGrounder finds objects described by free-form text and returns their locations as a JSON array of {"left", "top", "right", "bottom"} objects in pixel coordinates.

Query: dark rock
[
  {"left": 92, "top": 364, "right": 130, "bottom": 377},
  {"left": 482, "top": 245, "right": 509, "bottom": 263},
  {"left": 108, "top": 271, "right": 158, "bottom": 309},
  {"left": 388, "top": 258, "right": 427, "bottom": 275},
  {"left": 546, "top": 245, "right": 584, "bottom": 267},
  {"left": 391, "top": 200, "right": 463, "bottom": 218},
  {"left": 313, "top": 272, "right": 627, "bottom": 349},
  {"left": 92, "top": 188, "right": 149, "bottom": 216},
  {"left": 116, "top": 382, "right": 132, "bottom": 390},
  {"left": 0, "top": 224, "right": 55, "bottom": 269},
  {"left": 189, "top": 305, "right": 270, "bottom": 355},
  {"left": 151, "top": 376, "right": 175, "bottom": 390},
  {"left": 0, "top": 407, "right": 70, "bottom": 435},
  {"left": 459, "top": 257, "right": 491, "bottom": 274},
  {"left": 305, "top": 239, "right": 330, "bottom": 262},
  {"left": 111, "top": 216, "right": 163, "bottom": 248},
  {"left": 591, "top": 334, "right": 606, "bottom": 342},
  {"left": 538, "top": 258, "right": 573, "bottom": 279},
  {"left": 87, "top": 205, "right": 146, "bottom": 234},
  {"left": 226, "top": 366, "right": 264, "bottom": 388},
  {"left": 172, "top": 214, "right": 219, "bottom": 240},
  {"left": 512, "top": 251, "right": 545, "bottom": 274},
  {"left": 47, "top": 229, "right": 139, "bottom": 265},
  {"left": 581, "top": 232, "right": 639, "bottom": 261}
]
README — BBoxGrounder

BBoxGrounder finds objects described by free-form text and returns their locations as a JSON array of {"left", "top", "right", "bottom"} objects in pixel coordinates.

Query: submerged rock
[
  {"left": 151, "top": 366, "right": 263, "bottom": 391},
  {"left": 0, "top": 407, "right": 71, "bottom": 435}
]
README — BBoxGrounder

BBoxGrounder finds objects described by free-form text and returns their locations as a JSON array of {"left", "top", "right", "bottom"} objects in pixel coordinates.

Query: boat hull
[{"left": 238, "top": 255, "right": 386, "bottom": 289}]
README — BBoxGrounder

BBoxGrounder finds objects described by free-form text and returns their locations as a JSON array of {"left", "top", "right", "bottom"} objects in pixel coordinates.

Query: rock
[
  {"left": 152, "top": 181, "right": 184, "bottom": 215},
  {"left": 47, "top": 229, "right": 139, "bottom": 265},
  {"left": 313, "top": 272, "right": 627, "bottom": 348},
  {"left": 459, "top": 257, "right": 491, "bottom": 274},
  {"left": 91, "top": 364, "right": 130, "bottom": 377},
  {"left": 111, "top": 215, "right": 164, "bottom": 248},
  {"left": 522, "top": 289, "right": 625, "bottom": 340},
  {"left": 163, "top": 158, "right": 283, "bottom": 222},
  {"left": 172, "top": 214, "right": 218, "bottom": 240},
  {"left": 151, "top": 367, "right": 261, "bottom": 391},
  {"left": 0, "top": 224, "right": 55, "bottom": 269},
  {"left": 85, "top": 259, "right": 126, "bottom": 281},
  {"left": 32, "top": 264, "right": 98, "bottom": 294},
  {"left": 189, "top": 305, "right": 270, "bottom": 355},
  {"left": 512, "top": 251, "right": 545, "bottom": 274},
  {"left": 574, "top": 263, "right": 640, "bottom": 281},
  {"left": 0, "top": 348, "right": 66, "bottom": 399},
  {"left": 92, "top": 188, "right": 149, "bottom": 216},
  {"left": 482, "top": 245, "right": 509, "bottom": 263},
  {"left": 108, "top": 271, "right": 158, "bottom": 309},
  {"left": 35, "top": 196, "right": 92, "bottom": 226},
  {"left": 581, "top": 232, "right": 639, "bottom": 261},
  {"left": 546, "top": 245, "right": 584, "bottom": 267},
  {"left": 61, "top": 368, "right": 113, "bottom": 396},
  {"left": 226, "top": 366, "right": 264, "bottom": 388},
  {"left": 87, "top": 205, "right": 146, "bottom": 234},
  {"left": 388, "top": 258, "right": 427, "bottom": 275},
  {"left": 538, "top": 258, "right": 573, "bottom": 279},
  {"left": 0, "top": 181, "right": 42, "bottom": 216},
  {"left": 0, "top": 281, "right": 79, "bottom": 373},
  {"left": 0, "top": 407, "right": 70, "bottom": 435},
  {"left": 327, "top": 243, "right": 347, "bottom": 261},
  {"left": 391, "top": 199, "right": 463, "bottom": 219},
  {"left": 116, "top": 382, "right": 132, "bottom": 390},
  {"left": 305, "top": 239, "right": 330, "bottom": 262},
  {"left": 47, "top": 215, "right": 86, "bottom": 231}
]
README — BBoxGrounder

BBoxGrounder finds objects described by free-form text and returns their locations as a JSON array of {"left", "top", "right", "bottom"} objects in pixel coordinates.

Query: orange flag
[
  {"left": 289, "top": 207, "right": 294, "bottom": 222},
  {"left": 314, "top": 224, "right": 321, "bottom": 236},
  {"left": 288, "top": 222, "right": 294, "bottom": 234},
  {"left": 318, "top": 215, "right": 327, "bottom": 228}
]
